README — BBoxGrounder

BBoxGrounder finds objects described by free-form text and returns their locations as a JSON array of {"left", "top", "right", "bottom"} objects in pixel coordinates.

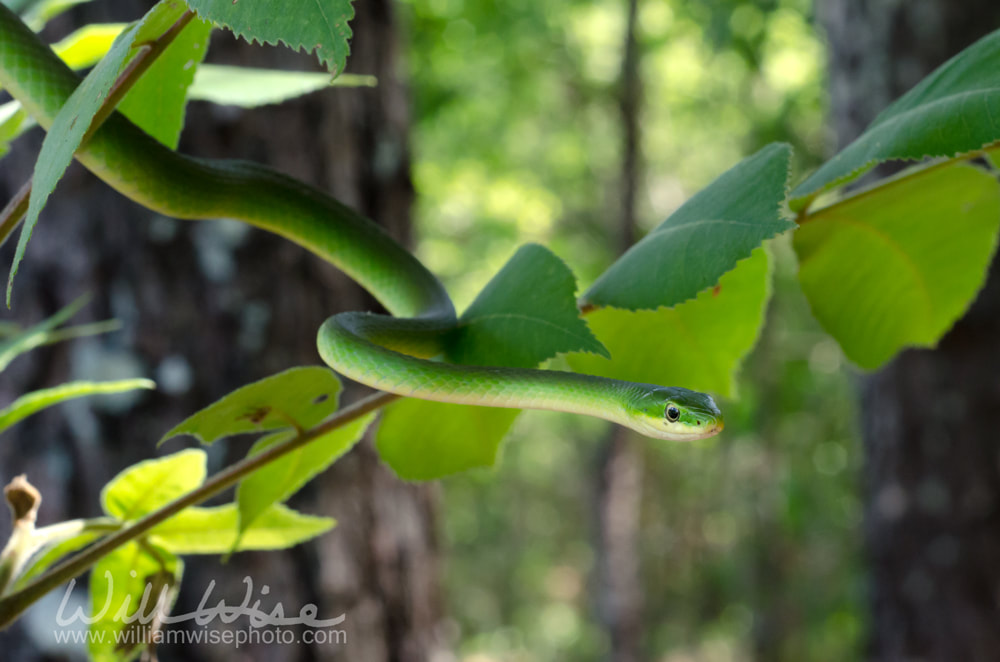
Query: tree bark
[
  {"left": 0, "top": 0, "right": 446, "bottom": 659},
  {"left": 821, "top": 1, "right": 1000, "bottom": 660}
]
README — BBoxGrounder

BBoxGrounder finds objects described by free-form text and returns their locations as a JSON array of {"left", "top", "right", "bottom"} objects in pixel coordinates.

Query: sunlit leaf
[
  {"left": 150, "top": 502, "right": 334, "bottom": 554},
  {"left": 51, "top": 23, "right": 125, "bottom": 69},
  {"left": 101, "top": 448, "right": 206, "bottom": 520},
  {"left": 794, "top": 163, "right": 1000, "bottom": 369},
  {"left": 569, "top": 248, "right": 771, "bottom": 397},
  {"left": 188, "top": 65, "right": 376, "bottom": 108},
  {"left": 791, "top": 28, "right": 1000, "bottom": 208},
  {"left": 22, "top": 0, "right": 96, "bottom": 30},
  {"left": 161, "top": 367, "right": 342, "bottom": 445},
  {"left": 583, "top": 143, "right": 792, "bottom": 311},
  {"left": 0, "top": 379, "right": 154, "bottom": 434},
  {"left": 185, "top": 0, "right": 355, "bottom": 73},
  {"left": 8, "top": 0, "right": 191, "bottom": 305}
]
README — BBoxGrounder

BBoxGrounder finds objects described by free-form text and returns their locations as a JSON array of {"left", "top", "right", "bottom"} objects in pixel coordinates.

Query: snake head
[{"left": 626, "top": 386, "right": 724, "bottom": 441}]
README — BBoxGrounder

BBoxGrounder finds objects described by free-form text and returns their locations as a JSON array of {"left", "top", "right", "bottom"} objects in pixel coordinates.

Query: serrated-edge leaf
[
  {"left": 101, "top": 448, "right": 206, "bottom": 520},
  {"left": 0, "top": 379, "right": 154, "bottom": 434},
  {"left": 583, "top": 143, "right": 793, "bottom": 311}
]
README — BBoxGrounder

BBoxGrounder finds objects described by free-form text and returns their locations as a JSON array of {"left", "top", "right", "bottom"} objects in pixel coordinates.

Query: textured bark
[
  {"left": 0, "top": 0, "right": 445, "bottom": 659},
  {"left": 821, "top": 1, "right": 1000, "bottom": 660}
]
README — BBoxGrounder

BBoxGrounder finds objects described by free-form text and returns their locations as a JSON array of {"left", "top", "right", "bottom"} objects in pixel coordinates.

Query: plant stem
[{"left": 0, "top": 390, "right": 397, "bottom": 629}]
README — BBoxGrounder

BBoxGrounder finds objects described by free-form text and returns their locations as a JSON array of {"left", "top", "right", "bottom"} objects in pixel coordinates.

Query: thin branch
[{"left": 0, "top": 390, "right": 398, "bottom": 629}]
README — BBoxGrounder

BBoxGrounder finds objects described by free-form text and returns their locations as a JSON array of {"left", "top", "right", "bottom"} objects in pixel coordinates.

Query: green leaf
[
  {"left": 185, "top": 0, "right": 355, "bottom": 74},
  {"left": 119, "top": 18, "right": 211, "bottom": 148},
  {"left": 0, "top": 99, "right": 31, "bottom": 151},
  {"left": 791, "top": 29, "right": 1000, "bottom": 208},
  {"left": 376, "top": 400, "right": 519, "bottom": 480},
  {"left": 188, "top": 65, "right": 376, "bottom": 108},
  {"left": 583, "top": 143, "right": 792, "bottom": 311},
  {"left": 161, "top": 367, "right": 342, "bottom": 445},
  {"left": 89, "top": 541, "right": 181, "bottom": 662},
  {"left": 150, "top": 503, "right": 335, "bottom": 554},
  {"left": 234, "top": 410, "right": 374, "bottom": 544},
  {"left": 15, "top": 530, "right": 99, "bottom": 589},
  {"left": 8, "top": 0, "right": 191, "bottom": 305},
  {"left": 0, "top": 379, "right": 154, "bottom": 434},
  {"left": 0, "top": 295, "right": 88, "bottom": 371},
  {"left": 22, "top": 0, "right": 96, "bottom": 30},
  {"left": 101, "top": 448, "right": 206, "bottom": 520},
  {"left": 51, "top": 23, "right": 125, "bottom": 69},
  {"left": 794, "top": 163, "right": 1000, "bottom": 369},
  {"left": 569, "top": 248, "right": 771, "bottom": 397},
  {"left": 447, "top": 243, "right": 608, "bottom": 367}
]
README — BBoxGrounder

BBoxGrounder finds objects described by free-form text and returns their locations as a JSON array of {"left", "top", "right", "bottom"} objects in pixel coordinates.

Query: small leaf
[
  {"left": 8, "top": 0, "right": 191, "bottom": 305},
  {"left": 150, "top": 503, "right": 335, "bottom": 554},
  {"left": 791, "top": 29, "right": 1000, "bottom": 207},
  {"left": 0, "top": 379, "right": 155, "bottom": 435},
  {"left": 583, "top": 143, "right": 792, "bottom": 311},
  {"left": 101, "top": 448, "right": 206, "bottom": 520},
  {"left": 23, "top": 0, "right": 98, "bottom": 30},
  {"left": 161, "top": 367, "right": 342, "bottom": 445},
  {"left": 376, "top": 400, "right": 518, "bottom": 480},
  {"left": 569, "top": 248, "right": 771, "bottom": 397},
  {"left": 794, "top": 163, "right": 1000, "bottom": 369},
  {"left": 235, "top": 411, "right": 375, "bottom": 543},
  {"left": 185, "top": 0, "right": 355, "bottom": 73},
  {"left": 448, "top": 243, "right": 608, "bottom": 367},
  {"left": 119, "top": 18, "right": 212, "bottom": 148},
  {"left": 89, "top": 541, "right": 181, "bottom": 662},
  {"left": 15, "top": 531, "right": 99, "bottom": 589},
  {"left": 52, "top": 23, "right": 126, "bottom": 70},
  {"left": 189, "top": 65, "right": 376, "bottom": 108},
  {"left": 0, "top": 295, "right": 88, "bottom": 371}
]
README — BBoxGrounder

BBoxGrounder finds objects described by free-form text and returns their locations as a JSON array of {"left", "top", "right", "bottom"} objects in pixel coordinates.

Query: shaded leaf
[
  {"left": 150, "top": 503, "right": 335, "bottom": 554},
  {"left": 189, "top": 65, "right": 376, "bottom": 107},
  {"left": 101, "top": 448, "right": 206, "bottom": 520},
  {"left": 0, "top": 379, "right": 154, "bottom": 434},
  {"left": 15, "top": 530, "right": 99, "bottom": 589},
  {"left": 376, "top": 400, "right": 518, "bottom": 480},
  {"left": 791, "top": 29, "right": 1000, "bottom": 207},
  {"left": 0, "top": 295, "right": 88, "bottom": 371},
  {"left": 569, "top": 248, "right": 771, "bottom": 397},
  {"left": 794, "top": 163, "right": 1000, "bottom": 369},
  {"left": 161, "top": 367, "right": 342, "bottom": 445},
  {"left": 185, "top": 0, "right": 355, "bottom": 73},
  {"left": 583, "top": 143, "right": 792, "bottom": 311}
]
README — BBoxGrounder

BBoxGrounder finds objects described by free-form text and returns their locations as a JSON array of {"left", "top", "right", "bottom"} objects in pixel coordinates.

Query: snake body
[{"left": 0, "top": 6, "right": 723, "bottom": 441}]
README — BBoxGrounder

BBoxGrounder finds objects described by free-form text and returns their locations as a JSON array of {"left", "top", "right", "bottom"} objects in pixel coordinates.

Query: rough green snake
[{"left": 0, "top": 6, "right": 723, "bottom": 441}]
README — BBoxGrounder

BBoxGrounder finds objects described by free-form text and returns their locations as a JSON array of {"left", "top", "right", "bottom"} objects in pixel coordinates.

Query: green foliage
[
  {"left": 185, "top": 0, "right": 355, "bottom": 74},
  {"left": 0, "top": 379, "right": 154, "bottom": 433},
  {"left": 792, "top": 28, "right": 1000, "bottom": 206},
  {"left": 377, "top": 244, "right": 604, "bottom": 480},
  {"left": 161, "top": 366, "right": 342, "bottom": 444},
  {"left": 149, "top": 503, "right": 335, "bottom": 554},
  {"left": 188, "top": 65, "right": 376, "bottom": 107},
  {"left": 52, "top": 23, "right": 125, "bottom": 69},
  {"left": 569, "top": 247, "right": 771, "bottom": 398},
  {"left": 235, "top": 410, "right": 374, "bottom": 548},
  {"left": 101, "top": 449, "right": 206, "bottom": 521},
  {"left": 795, "top": 162, "right": 1000, "bottom": 368},
  {"left": 7, "top": 0, "right": 191, "bottom": 304},
  {"left": 118, "top": 17, "right": 211, "bottom": 148},
  {"left": 583, "top": 143, "right": 792, "bottom": 311}
]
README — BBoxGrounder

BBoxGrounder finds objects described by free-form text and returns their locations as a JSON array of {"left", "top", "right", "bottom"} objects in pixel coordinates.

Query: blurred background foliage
[{"left": 399, "top": 0, "right": 861, "bottom": 660}]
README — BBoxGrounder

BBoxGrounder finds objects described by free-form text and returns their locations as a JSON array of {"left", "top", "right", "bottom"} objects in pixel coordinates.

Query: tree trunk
[
  {"left": 821, "top": 1, "right": 1000, "bottom": 660},
  {"left": 0, "top": 0, "right": 446, "bottom": 659}
]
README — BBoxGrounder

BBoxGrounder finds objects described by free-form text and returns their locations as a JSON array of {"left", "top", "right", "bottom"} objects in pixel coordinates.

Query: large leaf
[
  {"left": 0, "top": 379, "right": 154, "bottom": 434},
  {"left": 101, "top": 448, "right": 206, "bottom": 521},
  {"left": 582, "top": 143, "right": 792, "bottom": 310},
  {"left": 185, "top": 0, "right": 355, "bottom": 74},
  {"left": 794, "top": 163, "right": 1000, "bottom": 369},
  {"left": 791, "top": 29, "right": 1000, "bottom": 208},
  {"left": 189, "top": 65, "right": 376, "bottom": 107},
  {"left": 234, "top": 410, "right": 374, "bottom": 544},
  {"left": 376, "top": 244, "right": 603, "bottom": 480},
  {"left": 161, "top": 367, "right": 342, "bottom": 445},
  {"left": 89, "top": 541, "right": 181, "bottom": 662},
  {"left": 150, "top": 503, "right": 334, "bottom": 554},
  {"left": 118, "top": 17, "right": 212, "bottom": 148},
  {"left": 7, "top": 0, "right": 191, "bottom": 305},
  {"left": 569, "top": 247, "right": 771, "bottom": 397}
]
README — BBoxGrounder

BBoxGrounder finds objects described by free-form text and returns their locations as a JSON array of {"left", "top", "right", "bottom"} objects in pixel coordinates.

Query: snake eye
[{"left": 665, "top": 405, "right": 680, "bottom": 422}]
